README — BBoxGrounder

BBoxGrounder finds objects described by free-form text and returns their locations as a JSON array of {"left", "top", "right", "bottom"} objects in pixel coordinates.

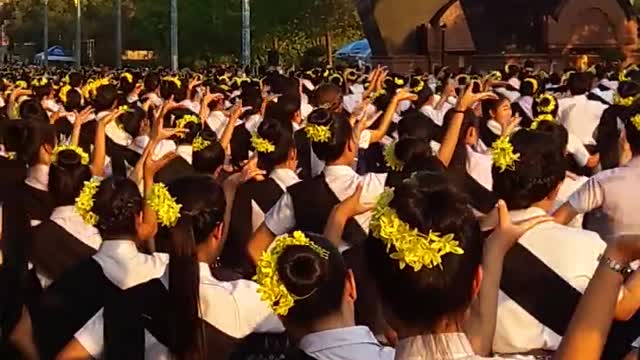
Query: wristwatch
[{"left": 598, "top": 254, "right": 633, "bottom": 277}]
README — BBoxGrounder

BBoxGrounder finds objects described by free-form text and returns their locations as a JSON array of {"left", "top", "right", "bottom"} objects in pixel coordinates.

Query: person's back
[{"left": 558, "top": 72, "right": 607, "bottom": 145}]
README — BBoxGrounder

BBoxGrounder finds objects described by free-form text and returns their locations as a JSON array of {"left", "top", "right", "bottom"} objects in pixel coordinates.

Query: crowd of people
[{"left": 0, "top": 59, "right": 640, "bottom": 359}]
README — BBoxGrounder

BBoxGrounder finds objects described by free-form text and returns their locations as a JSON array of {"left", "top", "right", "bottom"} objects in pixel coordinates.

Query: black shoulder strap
[
  {"left": 294, "top": 129, "right": 312, "bottom": 180},
  {"left": 500, "top": 242, "right": 581, "bottom": 336}
]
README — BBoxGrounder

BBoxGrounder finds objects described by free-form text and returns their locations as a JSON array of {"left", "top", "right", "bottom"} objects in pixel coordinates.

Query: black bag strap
[{"left": 500, "top": 242, "right": 582, "bottom": 336}]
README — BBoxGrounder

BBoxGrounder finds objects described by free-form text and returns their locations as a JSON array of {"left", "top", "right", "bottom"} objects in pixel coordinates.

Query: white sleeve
[
  {"left": 74, "top": 308, "right": 105, "bottom": 359},
  {"left": 568, "top": 176, "right": 605, "bottom": 213},
  {"left": 567, "top": 133, "right": 590, "bottom": 167},
  {"left": 263, "top": 192, "right": 296, "bottom": 236},
  {"left": 235, "top": 281, "right": 285, "bottom": 336},
  {"left": 358, "top": 129, "right": 372, "bottom": 149}
]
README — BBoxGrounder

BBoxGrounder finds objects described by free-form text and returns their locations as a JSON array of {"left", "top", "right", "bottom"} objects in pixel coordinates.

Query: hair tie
[
  {"left": 192, "top": 135, "right": 212, "bottom": 152},
  {"left": 75, "top": 177, "right": 101, "bottom": 226},
  {"left": 383, "top": 141, "right": 404, "bottom": 171},
  {"left": 371, "top": 188, "right": 462, "bottom": 271},
  {"left": 251, "top": 133, "right": 276, "bottom": 153},
  {"left": 147, "top": 183, "right": 182, "bottom": 227},
  {"left": 491, "top": 136, "right": 520, "bottom": 172},
  {"left": 304, "top": 123, "right": 332, "bottom": 143},
  {"left": 51, "top": 144, "right": 90, "bottom": 165},
  {"left": 254, "top": 231, "right": 329, "bottom": 316}
]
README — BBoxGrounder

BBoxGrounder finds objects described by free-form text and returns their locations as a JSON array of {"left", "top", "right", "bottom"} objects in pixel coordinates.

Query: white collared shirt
[
  {"left": 244, "top": 114, "right": 263, "bottom": 134},
  {"left": 492, "top": 207, "right": 605, "bottom": 353},
  {"left": 248, "top": 168, "right": 300, "bottom": 233},
  {"left": 553, "top": 174, "right": 588, "bottom": 229},
  {"left": 264, "top": 165, "right": 386, "bottom": 250},
  {"left": 299, "top": 326, "right": 394, "bottom": 360},
  {"left": 128, "top": 135, "right": 150, "bottom": 155},
  {"left": 176, "top": 145, "right": 193, "bottom": 165},
  {"left": 558, "top": 94, "right": 607, "bottom": 145},
  {"left": 25, "top": 163, "right": 49, "bottom": 192},
  {"left": 152, "top": 139, "right": 177, "bottom": 161},
  {"left": 104, "top": 122, "right": 133, "bottom": 147},
  {"left": 420, "top": 103, "right": 452, "bottom": 127},
  {"left": 50, "top": 206, "right": 102, "bottom": 250},
  {"left": 397, "top": 333, "right": 510, "bottom": 360},
  {"left": 206, "top": 110, "right": 229, "bottom": 137},
  {"left": 568, "top": 157, "right": 640, "bottom": 238},
  {"left": 74, "top": 240, "right": 169, "bottom": 358},
  {"left": 516, "top": 96, "right": 533, "bottom": 119},
  {"left": 466, "top": 145, "right": 493, "bottom": 191}
]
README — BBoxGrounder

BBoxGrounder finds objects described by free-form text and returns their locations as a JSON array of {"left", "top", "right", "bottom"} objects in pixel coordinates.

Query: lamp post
[
  {"left": 440, "top": 22, "right": 447, "bottom": 67},
  {"left": 75, "top": 0, "right": 81, "bottom": 67},
  {"left": 170, "top": 0, "right": 178, "bottom": 71},
  {"left": 241, "top": 0, "right": 250, "bottom": 67},
  {"left": 115, "top": 0, "right": 122, "bottom": 68},
  {"left": 43, "top": 0, "right": 48, "bottom": 67}
]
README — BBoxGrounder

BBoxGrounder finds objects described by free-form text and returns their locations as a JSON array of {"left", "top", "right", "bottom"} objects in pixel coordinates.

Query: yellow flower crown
[
  {"left": 31, "top": 77, "right": 49, "bottom": 87},
  {"left": 251, "top": 133, "right": 276, "bottom": 153},
  {"left": 175, "top": 114, "right": 200, "bottom": 138},
  {"left": 412, "top": 78, "right": 425, "bottom": 93},
  {"left": 15, "top": 80, "right": 27, "bottom": 89},
  {"left": 82, "top": 78, "right": 113, "bottom": 100},
  {"left": 120, "top": 72, "right": 133, "bottom": 83},
  {"left": 630, "top": 114, "right": 640, "bottom": 132},
  {"left": 51, "top": 144, "right": 90, "bottom": 165},
  {"left": 147, "top": 183, "right": 182, "bottom": 227},
  {"left": 383, "top": 141, "right": 404, "bottom": 172},
  {"left": 75, "top": 178, "right": 101, "bottom": 226},
  {"left": 619, "top": 66, "right": 638, "bottom": 82},
  {"left": 304, "top": 123, "right": 332, "bottom": 143},
  {"left": 491, "top": 136, "right": 520, "bottom": 172},
  {"left": 163, "top": 76, "right": 182, "bottom": 88},
  {"left": 536, "top": 93, "right": 557, "bottom": 114},
  {"left": 484, "top": 70, "right": 502, "bottom": 83},
  {"left": 530, "top": 114, "right": 555, "bottom": 130},
  {"left": 253, "top": 231, "right": 330, "bottom": 316},
  {"left": 614, "top": 93, "right": 637, "bottom": 107},
  {"left": 59, "top": 84, "right": 72, "bottom": 104},
  {"left": 371, "top": 188, "right": 463, "bottom": 271},
  {"left": 369, "top": 88, "right": 387, "bottom": 100},
  {"left": 192, "top": 135, "right": 212, "bottom": 152},
  {"left": 329, "top": 74, "right": 344, "bottom": 86},
  {"left": 394, "top": 77, "right": 405, "bottom": 86},
  {"left": 523, "top": 78, "right": 538, "bottom": 93}
]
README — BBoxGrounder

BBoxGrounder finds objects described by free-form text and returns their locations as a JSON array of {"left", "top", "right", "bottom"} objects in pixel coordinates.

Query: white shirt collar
[
  {"left": 50, "top": 205, "right": 102, "bottom": 249},
  {"left": 94, "top": 240, "right": 169, "bottom": 289},
  {"left": 176, "top": 145, "right": 193, "bottom": 164},
  {"left": 487, "top": 119, "right": 503, "bottom": 136},
  {"left": 269, "top": 168, "right": 300, "bottom": 190},
  {"left": 396, "top": 333, "right": 476, "bottom": 360},
  {"left": 105, "top": 121, "right": 133, "bottom": 146},
  {"left": 25, "top": 163, "right": 49, "bottom": 191},
  {"left": 129, "top": 135, "right": 150, "bottom": 155},
  {"left": 299, "top": 326, "right": 382, "bottom": 353},
  {"left": 509, "top": 207, "right": 549, "bottom": 223},
  {"left": 323, "top": 164, "right": 357, "bottom": 179}
]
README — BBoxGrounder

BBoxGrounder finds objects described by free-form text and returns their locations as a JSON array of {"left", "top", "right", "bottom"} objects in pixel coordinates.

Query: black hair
[
  {"left": 397, "top": 109, "right": 438, "bottom": 141},
  {"left": 92, "top": 177, "right": 143, "bottom": 239},
  {"left": 567, "top": 72, "right": 592, "bottom": 96},
  {"left": 531, "top": 93, "right": 559, "bottom": 118},
  {"left": 118, "top": 73, "right": 136, "bottom": 95},
  {"left": 48, "top": 149, "right": 93, "bottom": 206},
  {"left": 68, "top": 72, "right": 83, "bottom": 88},
  {"left": 63, "top": 89, "right": 83, "bottom": 113},
  {"left": 413, "top": 84, "right": 435, "bottom": 109},
  {"left": 32, "top": 80, "right": 53, "bottom": 100},
  {"left": 393, "top": 137, "right": 436, "bottom": 172},
  {"left": 117, "top": 106, "right": 145, "bottom": 138},
  {"left": 444, "top": 109, "right": 479, "bottom": 174},
  {"left": 171, "top": 110, "right": 203, "bottom": 145},
  {"left": 481, "top": 94, "right": 510, "bottom": 121},
  {"left": 624, "top": 106, "right": 640, "bottom": 156},
  {"left": 5, "top": 120, "right": 57, "bottom": 165},
  {"left": 533, "top": 121, "right": 568, "bottom": 154},
  {"left": 160, "top": 78, "right": 184, "bottom": 101},
  {"left": 278, "top": 233, "right": 347, "bottom": 327},
  {"left": 312, "top": 84, "right": 343, "bottom": 112},
  {"left": 254, "top": 118, "right": 294, "bottom": 173},
  {"left": 93, "top": 84, "right": 119, "bottom": 112},
  {"left": 306, "top": 109, "right": 352, "bottom": 163},
  {"left": 156, "top": 176, "right": 226, "bottom": 360},
  {"left": 520, "top": 77, "right": 539, "bottom": 97},
  {"left": 143, "top": 72, "right": 161, "bottom": 93},
  {"left": 192, "top": 130, "right": 225, "bottom": 175},
  {"left": 265, "top": 94, "right": 300, "bottom": 125},
  {"left": 365, "top": 171, "right": 482, "bottom": 331},
  {"left": 492, "top": 130, "right": 567, "bottom": 210},
  {"left": 19, "top": 99, "right": 48, "bottom": 123}
]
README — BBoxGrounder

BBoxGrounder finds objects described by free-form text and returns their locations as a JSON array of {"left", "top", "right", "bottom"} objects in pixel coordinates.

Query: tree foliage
[{"left": 5, "top": 0, "right": 363, "bottom": 66}]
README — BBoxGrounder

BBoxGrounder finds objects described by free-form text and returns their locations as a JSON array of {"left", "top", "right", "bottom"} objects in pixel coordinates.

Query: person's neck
[
  {"left": 274, "top": 163, "right": 295, "bottom": 172},
  {"left": 197, "top": 247, "right": 219, "bottom": 265},
  {"left": 326, "top": 155, "right": 353, "bottom": 168},
  {"left": 396, "top": 314, "right": 464, "bottom": 340},
  {"left": 307, "top": 308, "right": 355, "bottom": 334},
  {"left": 531, "top": 198, "right": 554, "bottom": 213}
]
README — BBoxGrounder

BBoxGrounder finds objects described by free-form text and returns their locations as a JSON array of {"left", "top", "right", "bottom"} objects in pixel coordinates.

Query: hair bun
[
  {"left": 307, "top": 108, "right": 332, "bottom": 126},
  {"left": 56, "top": 149, "right": 82, "bottom": 168},
  {"left": 278, "top": 246, "right": 326, "bottom": 299}
]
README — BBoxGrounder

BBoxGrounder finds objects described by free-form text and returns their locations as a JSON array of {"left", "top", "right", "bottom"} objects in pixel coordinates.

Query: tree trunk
[{"left": 325, "top": 31, "right": 333, "bottom": 67}]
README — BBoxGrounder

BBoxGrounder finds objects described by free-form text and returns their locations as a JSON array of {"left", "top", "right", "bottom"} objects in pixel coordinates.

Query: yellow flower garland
[
  {"left": 118, "top": 105, "right": 133, "bottom": 113},
  {"left": 631, "top": 114, "right": 640, "bottom": 132},
  {"left": 530, "top": 114, "right": 555, "bottom": 130},
  {"left": 383, "top": 141, "right": 404, "bottom": 172},
  {"left": 370, "top": 188, "right": 463, "bottom": 271},
  {"left": 163, "top": 76, "right": 182, "bottom": 88},
  {"left": 147, "top": 183, "right": 182, "bottom": 228},
  {"left": 536, "top": 93, "right": 557, "bottom": 114},
  {"left": 75, "top": 178, "right": 101, "bottom": 226},
  {"left": 175, "top": 114, "right": 200, "bottom": 138},
  {"left": 491, "top": 136, "right": 520, "bottom": 172},
  {"left": 59, "top": 84, "right": 72, "bottom": 104},
  {"left": 31, "top": 77, "right": 48, "bottom": 87},
  {"left": 614, "top": 93, "right": 636, "bottom": 107},
  {"left": 253, "top": 231, "right": 330, "bottom": 316},
  {"left": 120, "top": 72, "right": 133, "bottom": 83},
  {"left": 412, "top": 78, "right": 425, "bottom": 93},
  {"left": 15, "top": 80, "right": 27, "bottom": 89},
  {"left": 251, "top": 134, "right": 276, "bottom": 153},
  {"left": 192, "top": 135, "right": 212, "bottom": 152},
  {"left": 304, "top": 124, "right": 332, "bottom": 143},
  {"left": 51, "top": 144, "right": 90, "bottom": 165},
  {"left": 523, "top": 78, "right": 538, "bottom": 93}
]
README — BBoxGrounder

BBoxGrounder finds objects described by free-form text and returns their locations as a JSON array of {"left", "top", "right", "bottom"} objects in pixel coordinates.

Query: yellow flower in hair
[
  {"left": 15, "top": 80, "right": 27, "bottom": 89},
  {"left": 175, "top": 115, "right": 200, "bottom": 138},
  {"left": 163, "top": 76, "right": 182, "bottom": 88},
  {"left": 31, "top": 77, "right": 49, "bottom": 87},
  {"left": 394, "top": 77, "right": 405, "bottom": 86},
  {"left": 383, "top": 141, "right": 404, "bottom": 172},
  {"left": 523, "top": 78, "right": 538, "bottom": 93},
  {"left": 59, "top": 84, "right": 72, "bottom": 104},
  {"left": 329, "top": 74, "right": 344, "bottom": 86},
  {"left": 530, "top": 114, "right": 555, "bottom": 130},
  {"left": 412, "top": 78, "right": 425, "bottom": 93},
  {"left": 491, "top": 136, "right": 520, "bottom": 172},
  {"left": 619, "top": 65, "right": 638, "bottom": 82},
  {"left": 614, "top": 93, "right": 636, "bottom": 107},
  {"left": 51, "top": 144, "right": 90, "bottom": 165},
  {"left": 370, "top": 188, "right": 463, "bottom": 271},
  {"left": 75, "top": 178, "right": 101, "bottom": 226},
  {"left": 253, "top": 231, "right": 330, "bottom": 316},
  {"left": 63, "top": 75, "right": 70, "bottom": 84},
  {"left": 304, "top": 123, "right": 332, "bottom": 143},
  {"left": 631, "top": 114, "right": 640, "bottom": 132},
  {"left": 120, "top": 72, "right": 133, "bottom": 83},
  {"left": 251, "top": 133, "right": 276, "bottom": 153},
  {"left": 6, "top": 152, "right": 16, "bottom": 160},
  {"left": 147, "top": 183, "right": 182, "bottom": 228},
  {"left": 561, "top": 71, "right": 575, "bottom": 85},
  {"left": 118, "top": 105, "right": 132, "bottom": 113},
  {"left": 192, "top": 135, "right": 212, "bottom": 152},
  {"left": 536, "top": 93, "right": 557, "bottom": 114}
]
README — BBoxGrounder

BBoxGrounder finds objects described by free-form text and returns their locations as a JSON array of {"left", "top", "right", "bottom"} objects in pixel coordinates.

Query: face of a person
[{"left": 493, "top": 100, "right": 512, "bottom": 124}]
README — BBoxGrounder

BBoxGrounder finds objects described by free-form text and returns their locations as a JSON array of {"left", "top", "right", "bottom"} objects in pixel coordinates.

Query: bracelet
[
  {"left": 451, "top": 108, "right": 466, "bottom": 114},
  {"left": 598, "top": 254, "right": 633, "bottom": 277}
]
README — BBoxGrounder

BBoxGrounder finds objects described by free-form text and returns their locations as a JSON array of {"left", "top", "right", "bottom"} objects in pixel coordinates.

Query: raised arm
[
  {"left": 366, "top": 90, "right": 417, "bottom": 144},
  {"left": 219, "top": 102, "right": 243, "bottom": 152},
  {"left": 90, "top": 108, "right": 124, "bottom": 177}
]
